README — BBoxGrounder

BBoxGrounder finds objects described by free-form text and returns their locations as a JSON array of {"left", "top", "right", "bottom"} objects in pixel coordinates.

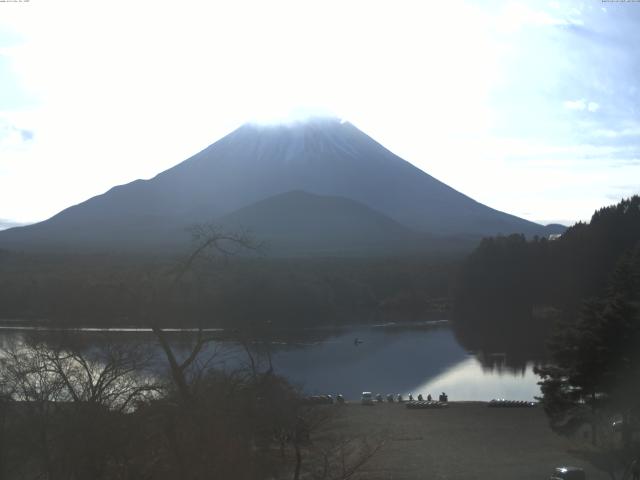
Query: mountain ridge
[
  {"left": 218, "top": 189, "right": 425, "bottom": 256},
  {"left": 0, "top": 117, "right": 564, "bottom": 254}
]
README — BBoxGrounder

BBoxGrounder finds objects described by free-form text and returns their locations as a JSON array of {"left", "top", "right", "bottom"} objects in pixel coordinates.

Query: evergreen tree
[
  {"left": 536, "top": 245, "right": 640, "bottom": 450},
  {"left": 454, "top": 196, "right": 640, "bottom": 358}
]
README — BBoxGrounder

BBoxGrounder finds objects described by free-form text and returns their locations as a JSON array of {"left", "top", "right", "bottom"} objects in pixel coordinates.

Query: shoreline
[{"left": 0, "top": 318, "right": 450, "bottom": 333}]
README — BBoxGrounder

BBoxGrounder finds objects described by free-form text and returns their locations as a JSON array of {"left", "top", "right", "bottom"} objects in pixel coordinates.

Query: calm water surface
[{"left": 0, "top": 321, "right": 540, "bottom": 401}]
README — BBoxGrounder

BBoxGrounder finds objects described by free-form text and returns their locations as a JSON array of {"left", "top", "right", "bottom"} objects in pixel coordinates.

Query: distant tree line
[
  {"left": 453, "top": 196, "right": 640, "bottom": 358},
  {"left": 0, "top": 250, "right": 458, "bottom": 329}
]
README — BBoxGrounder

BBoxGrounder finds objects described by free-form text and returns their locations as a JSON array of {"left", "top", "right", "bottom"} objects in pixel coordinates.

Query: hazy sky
[{"left": 1, "top": 0, "right": 639, "bottom": 227}]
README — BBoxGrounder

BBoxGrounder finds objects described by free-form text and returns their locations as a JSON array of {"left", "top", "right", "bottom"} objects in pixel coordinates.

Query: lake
[{"left": 0, "top": 321, "right": 541, "bottom": 401}]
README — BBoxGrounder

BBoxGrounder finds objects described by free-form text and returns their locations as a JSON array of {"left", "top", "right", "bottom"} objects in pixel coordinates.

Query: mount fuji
[{"left": 0, "top": 117, "right": 563, "bottom": 255}]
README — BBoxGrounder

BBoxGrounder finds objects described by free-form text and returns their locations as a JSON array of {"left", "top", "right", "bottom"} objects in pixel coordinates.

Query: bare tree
[
  {"left": 144, "top": 225, "right": 267, "bottom": 479},
  {"left": 43, "top": 341, "right": 160, "bottom": 411},
  {"left": 151, "top": 223, "right": 260, "bottom": 404},
  {"left": 0, "top": 341, "right": 67, "bottom": 478},
  {"left": 0, "top": 337, "right": 160, "bottom": 480}
]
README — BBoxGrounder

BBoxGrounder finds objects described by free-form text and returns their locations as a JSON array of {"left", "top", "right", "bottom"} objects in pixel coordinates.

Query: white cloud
[
  {"left": 563, "top": 99, "right": 600, "bottom": 113},
  {"left": 564, "top": 99, "right": 587, "bottom": 110},
  {"left": 496, "top": 2, "right": 572, "bottom": 33},
  {"left": 594, "top": 123, "right": 640, "bottom": 139}
]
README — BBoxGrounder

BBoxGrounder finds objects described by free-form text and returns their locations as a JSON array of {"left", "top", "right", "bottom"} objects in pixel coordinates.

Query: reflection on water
[
  {"left": 415, "top": 358, "right": 540, "bottom": 401},
  {"left": 0, "top": 321, "right": 541, "bottom": 401},
  {"left": 268, "top": 323, "right": 540, "bottom": 400}
]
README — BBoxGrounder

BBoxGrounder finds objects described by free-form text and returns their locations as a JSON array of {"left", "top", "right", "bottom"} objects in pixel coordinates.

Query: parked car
[
  {"left": 361, "top": 392, "right": 374, "bottom": 405},
  {"left": 549, "top": 466, "right": 585, "bottom": 480}
]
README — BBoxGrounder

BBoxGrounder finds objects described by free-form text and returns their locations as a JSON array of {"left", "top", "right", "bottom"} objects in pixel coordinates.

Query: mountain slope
[
  {"left": 218, "top": 190, "right": 424, "bottom": 255},
  {"left": 0, "top": 219, "right": 28, "bottom": 232},
  {"left": 0, "top": 117, "right": 560, "bottom": 253}
]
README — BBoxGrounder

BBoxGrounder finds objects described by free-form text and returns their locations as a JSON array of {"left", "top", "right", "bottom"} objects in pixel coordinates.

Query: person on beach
[{"left": 427, "top": 394, "right": 432, "bottom": 401}]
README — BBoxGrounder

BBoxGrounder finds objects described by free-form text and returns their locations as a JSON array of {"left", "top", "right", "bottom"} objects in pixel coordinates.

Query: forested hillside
[
  {"left": 453, "top": 196, "right": 640, "bottom": 357},
  {"left": 0, "top": 250, "right": 457, "bottom": 328}
]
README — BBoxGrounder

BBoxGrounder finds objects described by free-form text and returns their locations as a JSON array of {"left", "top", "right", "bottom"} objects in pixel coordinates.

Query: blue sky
[{"left": 1, "top": 0, "right": 639, "bottom": 227}]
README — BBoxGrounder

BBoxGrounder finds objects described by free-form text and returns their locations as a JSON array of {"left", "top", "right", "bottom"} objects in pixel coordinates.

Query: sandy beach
[{"left": 329, "top": 402, "right": 610, "bottom": 480}]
